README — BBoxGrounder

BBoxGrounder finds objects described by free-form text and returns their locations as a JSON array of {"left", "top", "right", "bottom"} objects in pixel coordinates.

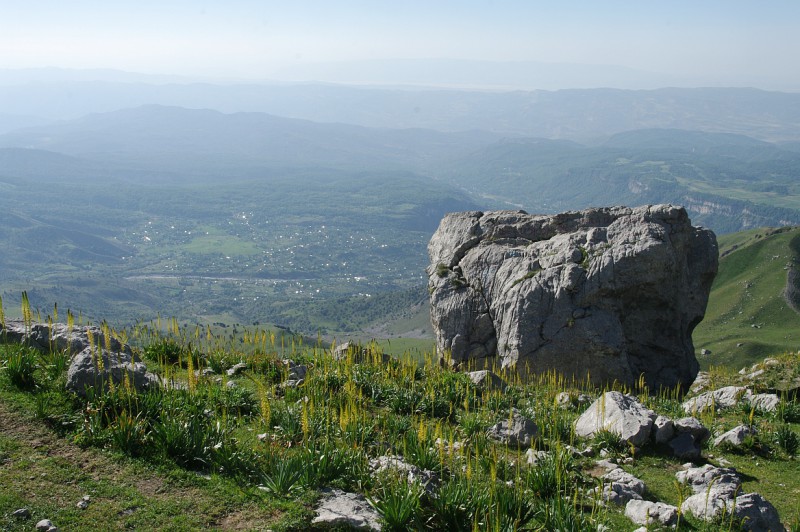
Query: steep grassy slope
[{"left": 693, "top": 226, "right": 800, "bottom": 369}]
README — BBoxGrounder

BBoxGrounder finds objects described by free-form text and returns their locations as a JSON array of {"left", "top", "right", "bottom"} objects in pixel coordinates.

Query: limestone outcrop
[{"left": 427, "top": 205, "right": 717, "bottom": 391}]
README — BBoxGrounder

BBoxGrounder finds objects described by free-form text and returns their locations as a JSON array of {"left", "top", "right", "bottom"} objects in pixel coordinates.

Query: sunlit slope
[{"left": 693, "top": 226, "right": 800, "bottom": 369}]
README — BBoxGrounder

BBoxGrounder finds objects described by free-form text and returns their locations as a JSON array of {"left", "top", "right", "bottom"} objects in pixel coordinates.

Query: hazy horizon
[{"left": 2, "top": 1, "right": 800, "bottom": 91}]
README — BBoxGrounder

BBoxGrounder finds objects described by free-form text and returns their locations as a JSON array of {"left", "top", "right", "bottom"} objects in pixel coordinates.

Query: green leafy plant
[
  {"left": 259, "top": 453, "right": 305, "bottom": 498},
  {"left": 368, "top": 475, "right": 424, "bottom": 531},
  {"left": 775, "top": 424, "right": 800, "bottom": 456},
  {"left": 3, "top": 345, "right": 38, "bottom": 389}
]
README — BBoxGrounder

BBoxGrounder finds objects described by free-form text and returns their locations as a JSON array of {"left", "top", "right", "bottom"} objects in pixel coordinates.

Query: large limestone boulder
[{"left": 427, "top": 205, "right": 717, "bottom": 391}]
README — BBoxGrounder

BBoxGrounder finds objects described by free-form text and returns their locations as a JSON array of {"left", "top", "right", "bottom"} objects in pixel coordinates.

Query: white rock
[
  {"left": 682, "top": 386, "right": 751, "bottom": 414},
  {"left": 575, "top": 391, "right": 656, "bottom": 447},
  {"left": 713, "top": 425, "right": 756, "bottom": 448},
  {"left": 625, "top": 500, "right": 678, "bottom": 526},
  {"left": 312, "top": 488, "right": 381, "bottom": 531},
  {"left": 487, "top": 408, "right": 538, "bottom": 448}
]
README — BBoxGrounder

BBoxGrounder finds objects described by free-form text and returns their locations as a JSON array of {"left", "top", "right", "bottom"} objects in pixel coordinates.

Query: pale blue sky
[{"left": 1, "top": 1, "right": 798, "bottom": 87}]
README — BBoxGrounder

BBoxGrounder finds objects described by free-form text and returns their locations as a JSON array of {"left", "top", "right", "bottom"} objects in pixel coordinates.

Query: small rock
[
  {"left": 575, "top": 391, "right": 656, "bottom": 447},
  {"left": 750, "top": 393, "right": 780, "bottom": 412},
  {"left": 36, "top": 520, "right": 54, "bottom": 531},
  {"left": 625, "top": 500, "right": 679, "bottom": 527},
  {"left": 525, "top": 449, "right": 550, "bottom": 465},
  {"left": 700, "top": 348, "right": 712, "bottom": 355},
  {"left": 11, "top": 508, "right": 30, "bottom": 519},
  {"left": 487, "top": 408, "right": 538, "bottom": 448},
  {"left": 312, "top": 488, "right": 381, "bottom": 531},
  {"left": 713, "top": 425, "right": 756, "bottom": 448},
  {"left": 466, "top": 370, "right": 507, "bottom": 392},
  {"left": 226, "top": 362, "right": 248, "bottom": 377},
  {"left": 596, "top": 468, "right": 645, "bottom": 506},
  {"left": 682, "top": 386, "right": 751, "bottom": 414}
]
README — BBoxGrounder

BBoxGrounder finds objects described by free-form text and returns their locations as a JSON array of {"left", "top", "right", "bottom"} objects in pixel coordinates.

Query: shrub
[
  {"left": 775, "top": 424, "right": 800, "bottom": 456},
  {"left": 3, "top": 345, "right": 38, "bottom": 389},
  {"left": 368, "top": 474, "right": 424, "bottom": 531},
  {"left": 258, "top": 453, "right": 305, "bottom": 497}
]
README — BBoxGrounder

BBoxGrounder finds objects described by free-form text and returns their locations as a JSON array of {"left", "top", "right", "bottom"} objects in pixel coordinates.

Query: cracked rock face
[{"left": 427, "top": 205, "right": 717, "bottom": 391}]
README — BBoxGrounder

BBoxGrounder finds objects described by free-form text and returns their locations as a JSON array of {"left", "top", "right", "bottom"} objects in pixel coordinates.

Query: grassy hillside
[{"left": 693, "top": 226, "right": 800, "bottom": 369}]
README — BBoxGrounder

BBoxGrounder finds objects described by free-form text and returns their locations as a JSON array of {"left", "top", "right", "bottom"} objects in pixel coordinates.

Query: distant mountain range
[
  {"left": 1, "top": 71, "right": 800, "bottom": 142},
  {"left": 1, "top": 105, "right": 798, "bottom": 234}
]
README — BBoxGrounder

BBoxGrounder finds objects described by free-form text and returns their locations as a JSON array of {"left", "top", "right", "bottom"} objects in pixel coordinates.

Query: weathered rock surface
[
  {"left": 312, "top": 488, "right": 381, "bottom": 531},
  {"left": 370, "top": 456, "right": 439, "bottom": 493},
  {"left": 732, "top": 492, "right": 786, "bottom": 532},
  {"left": 466, "top": 370, "right": 507, "bottom": 391},
  {"left": 486, "top": 408, "right": 538, "bottom": 448},
  {"left": 625, "top": 500, "right": 679, "bottom": 527},
  {"left": 683, "top": 386, "right": 750, "bottom": 413},
  {"left": 427, "top": 205, "right": 717, "bottom": 390},
  {"left": 0, "top": 320, "right": 158, "bottom": 398},
  {"left": 66, "top": 346, "right": 158, "bottom": 397},
  {"left": 575, "top": 391, "right": 656, "bottom": 447},
  {"left": 677, "top": 464, "right": 785, "bottom": 531},
  {"left": 714, "top": 425, "right": 757, "bottom": 448},
  {"left": 1, "top": 320, "right": 131, "bottom": 356},
  {"left": 596, "top": 468, "right": 645, "bottom": 506}
]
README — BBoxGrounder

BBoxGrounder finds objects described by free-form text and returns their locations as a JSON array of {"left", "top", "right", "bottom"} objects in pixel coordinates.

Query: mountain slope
[
  {"left": 440, "top": 129, "right": 800, "bottom": 233},
  {"left": 0, "top": 105, "right": 498, "bottom": 179},
  {"left": 693, "top": 226, "right": 800, "bottom": 369}
]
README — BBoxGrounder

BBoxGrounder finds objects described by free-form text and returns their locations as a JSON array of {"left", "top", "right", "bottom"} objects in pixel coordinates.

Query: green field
[{"left": 693, "top": 226, "right": 800, "bottom": 369}]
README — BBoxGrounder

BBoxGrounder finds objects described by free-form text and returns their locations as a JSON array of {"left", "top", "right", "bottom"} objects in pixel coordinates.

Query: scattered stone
[
  {"left": 35, "top": 520, "right": 54, "bottom": 531},
  {"left": 525, "top": 449, "right": 550, "bottom": 466},
  {"left": 625, "top": 500, "right": 679, "bottom": 527},
  {"left": 1, "top": 320, "right": 130, "bottom": 356},
  {"left": 487, "top": 408, "right": 538, "bottom": 448},
  {"left": 690, "top": 371, "right": 710, "bottom": 393},
  {"left": 466, "top": 370, "right": 507, "bottom": 392},
  {"left": 11, "top": 508, "right": 30, "bottom": 519},
  {"left": 594, "top": 459, "right": 620, "bottom": 472},
  {"left": 226, "top": 362, "right": 248, "bottom": 377},
  {"left": 283, "top": 360, "right": 308, "bottom": 381},
  {"left": 575, "top": 391, "right": 656, "bottom": 447},
  {"left": 555, "top": 391, "right": 573, "bottom": 408},
  {"left": 76, "top": 495, "right": 91, "bottom": 510},
  {"left": 65, "top": 346, "right": 158, "bottom": 398},
  {"left": 427, "top": 205, "right": 717, "bottom": 390},
  {"left": 732, "top": 492, "right": 785, "bottom": 532},
  {"left": 225, "top": 380, "right": 237, "bottom": 389},
  {"left": 682, "top": 386, "right": 751, "bottom": 414},
  {"left": 597, "top": 468, "right": 645, "bottom": 506},
  {"left": 714, "top": 425, "right": 757, "bottom": 448},
  {"left": 652, "top": 415, "right": 675, "bottom": 444},
  {"left": 312, "top": 488, "right": 381, "bottom": 531},
  {"left": 677, "top": 464, "right": 748, "bottom": 521},
  {"left": 700, "top": 348, "right": 712, "bottom": 355},
  {"left": 749, "top": 393, "right": 781, "bottom": 412},
  {"left": 370, "top": 456, "right": 438, "bottom": 493},
  {"left": 676, "top": 464, "right": 741, "bottom": 495}
]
